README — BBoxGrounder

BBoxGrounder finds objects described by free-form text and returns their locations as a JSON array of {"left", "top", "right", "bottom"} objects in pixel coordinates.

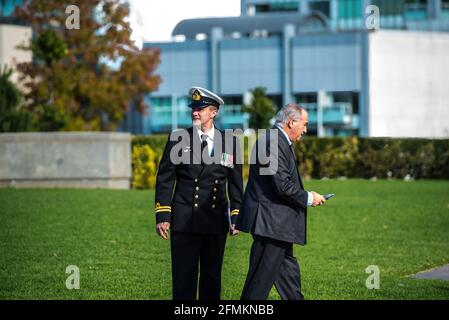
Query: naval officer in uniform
[{"left": 154, "top": 86, "right": 243, "bottom": 300}]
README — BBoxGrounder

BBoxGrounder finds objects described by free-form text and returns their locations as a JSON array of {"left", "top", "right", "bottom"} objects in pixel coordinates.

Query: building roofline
[{"left": 172, "top": 11, "right": 329, "bottom": 39}]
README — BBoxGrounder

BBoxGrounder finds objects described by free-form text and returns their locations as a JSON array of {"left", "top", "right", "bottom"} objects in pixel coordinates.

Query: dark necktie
[{"left": 201, "top": 134, "right": 209, "bottom": 165}]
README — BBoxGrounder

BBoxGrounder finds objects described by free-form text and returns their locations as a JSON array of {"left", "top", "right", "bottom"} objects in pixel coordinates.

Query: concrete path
[{"left": 412, "top": 264, "right": 449, "bottom": 280}]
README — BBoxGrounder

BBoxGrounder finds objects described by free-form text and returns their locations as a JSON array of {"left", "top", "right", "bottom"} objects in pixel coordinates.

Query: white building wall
[
  {"left": 0, "top": 24, "right": 32, "bottom": 84},
  {"left": 368, "top": 30, "right": 449, "bottom": 138}
]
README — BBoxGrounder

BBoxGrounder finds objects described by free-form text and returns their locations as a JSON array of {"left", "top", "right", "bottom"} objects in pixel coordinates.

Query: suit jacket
[
  {"left": 236, "top": 126, "right": 309, "bottom": 245},
  {"left": 155, "top": 126, "right": 243, "bottom": 235}
]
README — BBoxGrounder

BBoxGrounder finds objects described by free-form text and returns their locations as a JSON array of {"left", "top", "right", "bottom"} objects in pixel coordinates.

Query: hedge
[
  {"left": 131, "top": 135, "right": 164, "bottom": 189},
  {"left": 296, "top": 137, "right": 449, "bottom": 180},
  {"left": 131, "top": 135, "right": 449, "bottom": 189}
]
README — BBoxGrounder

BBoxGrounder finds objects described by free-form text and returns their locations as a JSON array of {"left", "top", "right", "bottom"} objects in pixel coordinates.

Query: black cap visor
[{"left": 188, "top": 97, "right": 220, "bottom": 109}]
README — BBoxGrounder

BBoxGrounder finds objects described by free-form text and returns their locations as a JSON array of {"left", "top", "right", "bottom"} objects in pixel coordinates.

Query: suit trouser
[
  {"left": 241, "top": 235, "right": 304, "bottom": 300},
  {"left": 171, "top": 231, "right": 227, "bottom": 300}
]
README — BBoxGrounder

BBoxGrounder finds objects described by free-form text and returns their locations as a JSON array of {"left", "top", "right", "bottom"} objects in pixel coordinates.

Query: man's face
[
  {"left": 191, "top": 106, "right": 217, "bottom": 127},
  {"left": 289, "top": 111, "right": 308, "bottom": 142}
]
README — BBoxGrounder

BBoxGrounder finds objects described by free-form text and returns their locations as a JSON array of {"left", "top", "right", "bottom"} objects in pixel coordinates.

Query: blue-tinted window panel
[
  {"left": 0, "top": 0, "right": 23, "bottom": 16},
  {"left": 309, "top": 0, "right": 331, "bottom": 18},
  {"left": 338, "top": 0, "right": 362, "bottom": 19}
]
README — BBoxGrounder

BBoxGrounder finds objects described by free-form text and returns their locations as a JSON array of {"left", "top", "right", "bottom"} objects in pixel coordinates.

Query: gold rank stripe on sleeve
[
  {"left": 155, "top": 205, "right": 171, "bottom": 213},
  {"left": 230, "top": 209, "right": 239, "bottom": 216},
  {"left": 155, "top": 209, "right": 171, "bottom": 214}
]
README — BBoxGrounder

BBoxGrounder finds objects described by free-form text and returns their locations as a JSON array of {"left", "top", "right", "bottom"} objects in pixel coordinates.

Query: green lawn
[{"left": 1, "top": 180, "right": 449, "bottom": 299}]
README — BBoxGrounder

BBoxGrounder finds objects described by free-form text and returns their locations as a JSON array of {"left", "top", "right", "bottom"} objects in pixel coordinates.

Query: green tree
[
  {"left": 31, "top": 29, "right": 68, "bottom": 67},
  {"left": 0, "top": 66, "right": 34, "bottom": 132},
  {"left": 15, "top": 0, "right": 161, "bottom": 131},
  {"left": 242, "top": 87, "right": 277, "bottom": 130}
]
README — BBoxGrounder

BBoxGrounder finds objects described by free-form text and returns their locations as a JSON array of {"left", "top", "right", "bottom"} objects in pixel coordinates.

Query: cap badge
[{"left": 192, "top": 90, "right": 201, "bottom": 101}]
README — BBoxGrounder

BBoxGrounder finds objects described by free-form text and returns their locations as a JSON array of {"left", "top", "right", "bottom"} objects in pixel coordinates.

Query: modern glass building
[
  {"left": 129, "top": 0, "right": 449, "bottom": 137},
  {"left": 3, "top": 0, "right": 448, "bottom": 137},
  {"left": 0, "top": 0, "right": 23, "bottom": 16},
  {"left": 241, "top": 0, "right": 449, "bottom": 31},
  {"left": 128, "top": 0, "right": 449, "bottom": 137},
  {"left": 0, "top": 0, "right": 31, "bottom": 84}
]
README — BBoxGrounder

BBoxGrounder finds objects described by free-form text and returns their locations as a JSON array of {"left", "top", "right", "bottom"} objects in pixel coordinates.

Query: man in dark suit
[
  {"left": 154, "top": 86, "right": 243, "bottom": 300},
  {"left": 236, "top": 103, "right": 325, "bottom": 300}
]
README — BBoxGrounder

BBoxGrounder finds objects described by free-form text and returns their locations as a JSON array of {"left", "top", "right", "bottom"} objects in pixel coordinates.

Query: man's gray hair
[{"left": 274, "top": 103, "right": 304, "bottom": 125}]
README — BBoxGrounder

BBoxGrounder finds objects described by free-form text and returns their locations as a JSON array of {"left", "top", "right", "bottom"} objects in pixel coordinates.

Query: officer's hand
[
  {"left": 156, "top": 222, "right": 171, "bottom": 240},
  {"left": 230, "top": 224, "right": 239, "bottom": 236},
  {"left": 311, "top": 191, "right": 325, "bottom": 207}
]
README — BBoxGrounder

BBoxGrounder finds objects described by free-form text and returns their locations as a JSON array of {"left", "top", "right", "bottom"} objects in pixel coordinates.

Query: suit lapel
[
  {"left": 289, "top": 142, "right": 304, "bottom": 189},
  {"left": 294, "top": 148, "right": 304, "bottom": 189},
  {"left": 274, "top": 126, "right": 304, "bottom": 190},
  {"left": 187, "top": 127, "right": 204, "bottom": 176}
]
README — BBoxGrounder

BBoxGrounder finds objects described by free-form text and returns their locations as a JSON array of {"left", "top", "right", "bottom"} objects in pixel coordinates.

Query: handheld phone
[{"left": 324, "top": 193, "right": 335, "bottom": 200}]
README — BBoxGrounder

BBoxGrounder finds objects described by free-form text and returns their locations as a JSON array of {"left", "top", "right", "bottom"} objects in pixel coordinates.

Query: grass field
[{"left": 1, "top": 180, "right": 449, "bottom": 300}]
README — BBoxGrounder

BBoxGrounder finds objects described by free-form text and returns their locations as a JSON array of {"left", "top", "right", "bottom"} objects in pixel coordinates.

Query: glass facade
[
  {"left": 404, "top": 0, "right": 428, "bottom": 20},
  {"left": 309, "top": 0, "right": 331, "bottom": 18},
  {"left": 243, "top": 0, "right": 449, "bottom": 30},
  {"left": 338, "top": 0, "right": 363, "bottom": 19},
  {"left": 255, "top": 1, "right": 299, "bottom": 13},
  {"left": 0, "top": 0, "right": 23, "bottom": 17},
  {"left": 133, "top": 1, "right": 449, "bottom": 135},
  {"left": 294, "top": 92, "right": 359, "bottom": 136},
  {"left": 442, "top": 0, "right": 449, "bottom": 17}
]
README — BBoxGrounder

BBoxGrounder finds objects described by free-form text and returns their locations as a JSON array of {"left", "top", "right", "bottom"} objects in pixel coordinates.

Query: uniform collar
[{"left": 196, "top": 124, "right": 215, "bottom": 141}]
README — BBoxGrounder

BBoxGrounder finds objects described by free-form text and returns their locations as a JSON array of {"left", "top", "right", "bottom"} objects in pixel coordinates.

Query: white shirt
[
  {"left": 196, "top": 125, "right": 214, "bottom": 156},
  {"left": 275, "top": 124, "right": 314, "bottom": 207}
]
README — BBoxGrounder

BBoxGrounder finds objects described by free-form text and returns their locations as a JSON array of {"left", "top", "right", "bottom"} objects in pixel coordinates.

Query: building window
[
  {"left": 404, "top": 0, "right": 428, "bottom": 20},
  {"left": 267, "top": 95, "right": 282, "bottom": 109},
  {"left": 338, "top": 0, "right": 363, "bottom": 19},
  {"left": 309, "top": 0, "right": 331, "bottom": 18},
  {"left": 333, "top": 91, "right": 359, "bottom": 114},
  {"left": 223, "top": 96, "right": 243, "bottom": 105},
  {"left": 295, "top": 93, "right": 317, "bottom": 104},
  {"left": 0, "top": 0, "right": 23, "bottom": 17},
  {"left": 251, "top": 29, "right": 269, "bottom": 38},
  {"left": 442, "top": 0, "right": 449, "bottom": 17},
  {"left": 151, "top": 97, "right": 171, "bottom": 108},
  {"left": 371, "top": 0, "right": 404, "bottom": 16},
  {"left": 255, "top": 1, "right": 299, "bottom": 14}
]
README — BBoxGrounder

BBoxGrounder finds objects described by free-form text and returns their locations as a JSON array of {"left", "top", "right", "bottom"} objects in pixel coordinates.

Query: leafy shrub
[
  {"left": 130, "top": 135, "right": 449, "bottom": 189},
  {"left": 131, "top": 144, "right": 159, "bottom": 189}
]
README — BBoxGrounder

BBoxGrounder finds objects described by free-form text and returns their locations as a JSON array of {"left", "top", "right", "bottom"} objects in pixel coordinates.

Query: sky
[{"left": 128, "top": 0, "right": 241, "bottom": 48}]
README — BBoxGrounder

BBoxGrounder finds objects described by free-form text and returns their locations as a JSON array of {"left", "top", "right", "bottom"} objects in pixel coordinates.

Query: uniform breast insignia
[{"left": 220, "top": 153, "right": 234, "bottom": 168}]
